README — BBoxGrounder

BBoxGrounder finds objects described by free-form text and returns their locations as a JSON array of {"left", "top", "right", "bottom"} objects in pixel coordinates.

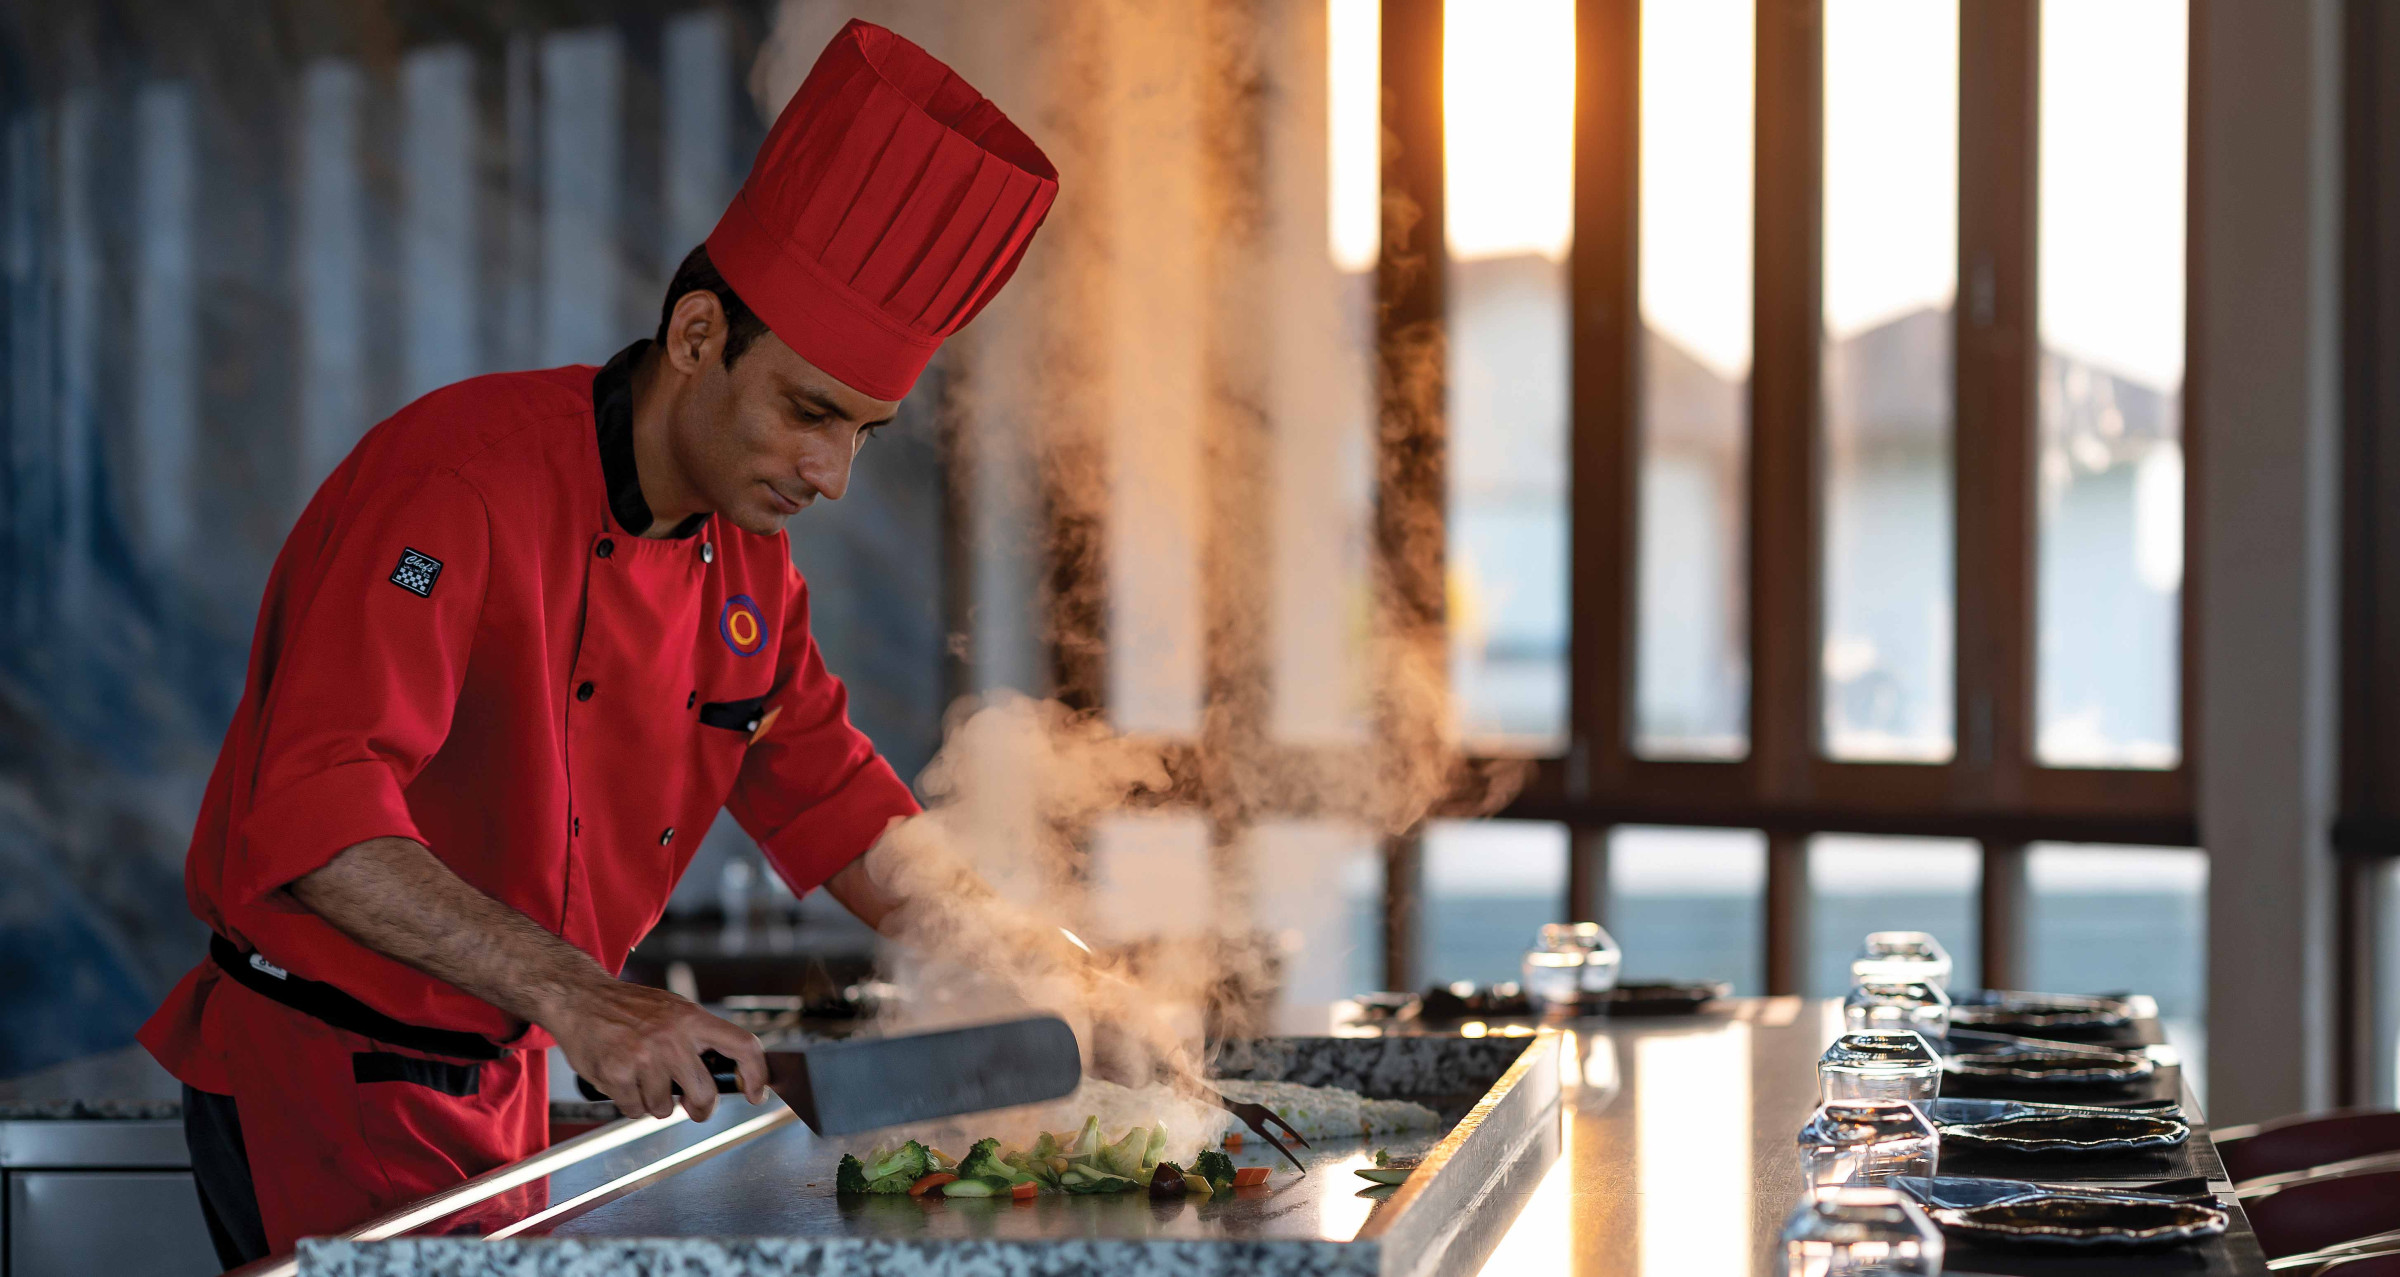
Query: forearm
[{"left": 287, "top": 836, "right": 607, "bottom": 1027}]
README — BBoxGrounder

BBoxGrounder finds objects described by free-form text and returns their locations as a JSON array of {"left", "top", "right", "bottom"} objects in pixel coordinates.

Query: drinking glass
[
  {"left": 1851, "top": 932, "right": 1953, "bottom": 991},
  {"left": 1782, "top": 1186, "right": 1945, "bottom": 1276},
  {"left": 1566, "top": 921, "right": 1624, "bottom": 996},
  {"left": 1798, "top": 1100, "right": 1940, "bottom": 1190},
  {"left": 1819, "top": 1031, "right": 1942, "bottom": 1104},
  {"left": 1521, "top": 922, "right": 1623, "bottom": 1011},
  {"left": 1843, "top": 980, "right": 1952, "bottom": 1042}
]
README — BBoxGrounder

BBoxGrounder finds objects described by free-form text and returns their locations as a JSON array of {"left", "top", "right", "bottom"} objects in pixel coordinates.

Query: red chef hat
[{"left": 705, "top": 19, "right": 1059, "bottom": 402}]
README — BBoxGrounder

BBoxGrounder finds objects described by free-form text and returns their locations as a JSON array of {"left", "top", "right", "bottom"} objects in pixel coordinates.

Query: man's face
[{"left": 664, "top": 296, "right": 901, "bottom": 537}]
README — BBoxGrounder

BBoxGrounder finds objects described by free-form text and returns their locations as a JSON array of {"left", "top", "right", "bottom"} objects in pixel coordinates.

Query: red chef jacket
[{"left": 139, "top": 342, "right": 922, "bottom": 1092}]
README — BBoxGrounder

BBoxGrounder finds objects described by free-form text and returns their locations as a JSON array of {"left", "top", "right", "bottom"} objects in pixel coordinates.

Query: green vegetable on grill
[{"left": 836, "top": 1140, "right": 933, "bottom": 1194}]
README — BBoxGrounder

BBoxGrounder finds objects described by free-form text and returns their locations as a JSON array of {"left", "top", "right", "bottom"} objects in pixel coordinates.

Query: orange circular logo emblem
[{"left": 720, "top": 595, "right": 768, "bottom": 656}]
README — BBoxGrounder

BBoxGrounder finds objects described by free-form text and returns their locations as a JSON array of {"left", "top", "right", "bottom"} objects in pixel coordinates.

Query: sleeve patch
[{"left": 389, "top": 548, "right": 444, "bottom": 598}]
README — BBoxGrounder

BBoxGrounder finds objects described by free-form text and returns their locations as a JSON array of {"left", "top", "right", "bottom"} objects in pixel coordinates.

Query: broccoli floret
[
  {"left": 835, "top": 1141, "right": 932, "bottom": 1194},
  {"left": 869, "top": 1141, "right": 932, "bottom": 1185},
  {"left": 1192, "top": 1149, "right": 1237, "bottom": 1189},
  {"left": 958, "top": 1137, "right": 1034, "bottom": 1186}
]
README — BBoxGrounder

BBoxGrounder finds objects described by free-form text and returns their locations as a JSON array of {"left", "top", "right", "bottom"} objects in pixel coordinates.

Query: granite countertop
[{"left": 0, "top": 1045, "right": 622, "bottom": 1124}]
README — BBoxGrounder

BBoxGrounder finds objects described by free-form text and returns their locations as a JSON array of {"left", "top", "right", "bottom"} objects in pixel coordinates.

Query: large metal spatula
[{"left": 577, "top": 1015, "right": 1082, "bottom": 1136}]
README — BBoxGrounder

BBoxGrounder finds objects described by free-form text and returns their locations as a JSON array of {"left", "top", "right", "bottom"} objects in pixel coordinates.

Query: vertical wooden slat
[
  {"left": 1384, "top": 830, "right": 1426, "bottom": 991},
  {"left": 1568, "top": 824, "right": 1613, "bottom": 925},
  {"left": 1753, "top": 0, "right": 1822, "bottom": 996},
  {"left": 1978, "top": 838, "right": 2030, "bottom": 991},
  {"left": 1954, "top": 0, "right": 2037, "bottom": 810},
  {"left": 1765, "top": 830, "right": 1812, "bottom": 994},
  {"left": 1750, "top": 0, "right": 1823, "bottom": 803},
  {"left": 2336, "top": 0, "right": 2400, "bottom": 1105},
  {"left": 1378, "top": 0, "right": 1447, "bottom": 992},
  {"left": 1570, "top": 0, "right": 1640, "bottom": 796}
]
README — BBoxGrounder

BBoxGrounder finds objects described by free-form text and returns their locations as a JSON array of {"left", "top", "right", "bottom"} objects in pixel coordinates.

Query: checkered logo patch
[{"left": 389, "top": 548, "right": 443, "bottom": 598}]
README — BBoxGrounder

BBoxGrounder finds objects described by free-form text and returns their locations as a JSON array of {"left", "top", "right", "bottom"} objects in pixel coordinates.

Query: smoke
[{"left": 751, "top": 0, "right": 1529, "bottom": 1121}]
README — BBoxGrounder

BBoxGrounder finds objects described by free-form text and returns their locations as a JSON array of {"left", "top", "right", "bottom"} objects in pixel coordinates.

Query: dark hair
[{"left": 657, "top": 243, "right": 771, "bottom": 370}]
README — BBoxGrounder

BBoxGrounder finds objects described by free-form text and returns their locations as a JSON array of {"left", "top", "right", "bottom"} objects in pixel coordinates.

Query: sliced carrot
[
  {"left": 1232, "top": 1166, "right": 1270, "bottom": 1187},
  {"left": 908, "top": 1173, "right": 959, "bottom": 1197},
  {"left": 1222, "top": 1132, "right": 1243, "bottom": 1150},
  {"left": 1011, "top": 1180, "right": 1039, "bottom": 1200}
]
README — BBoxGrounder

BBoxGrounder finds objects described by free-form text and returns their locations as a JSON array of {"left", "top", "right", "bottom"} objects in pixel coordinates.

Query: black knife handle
[{"left": 574, "top": 1050, "right": 744, "bottom": 1104}]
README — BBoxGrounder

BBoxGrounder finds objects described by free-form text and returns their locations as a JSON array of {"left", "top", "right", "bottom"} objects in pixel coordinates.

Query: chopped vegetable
[
  {"left": 833, "top": 1109, "right": 1292, "bottom": 1202},
  {"left": 1222, "top": 1131, "right": 1243, "bottom": 1150},
  {"left": 958, "top": 1138, "right": 1036, "bottom": 1187},
  {"left": 1355, "top": 1155, "right": 1420, "bottom": 1186},
  {"left": 1373, "top": 1148, "right": 1391, "bottom": 1167},
  {"left": 836, "top": 1141, "right": 933, "bottom": 1194},
  {"left": 1191, "top": 1149, "right": 1237, "bottom": 1190}
]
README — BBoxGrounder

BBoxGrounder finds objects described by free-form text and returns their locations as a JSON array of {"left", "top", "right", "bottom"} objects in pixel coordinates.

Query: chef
[{"left": 134, "top": 20, "right": 1056, "bottom": 1268}]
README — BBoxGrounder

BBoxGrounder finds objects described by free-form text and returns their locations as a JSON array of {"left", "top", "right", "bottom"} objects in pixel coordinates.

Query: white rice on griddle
[{"left": 1212, "top": 1079, "right": 1443, "bottom": 1142}]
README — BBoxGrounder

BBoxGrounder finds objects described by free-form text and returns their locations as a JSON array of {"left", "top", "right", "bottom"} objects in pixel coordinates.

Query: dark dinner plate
[
  {"left": 1894, "top": 1176, "right": 2229, "bottom": 1251},
  {"left": 1585, "top": 981, "right": 1730, "bottom": 1016},
  {"left": 1928, "top": 1197, "right": 2228, "bottom": 1250},
  {"left": 1927, "top": 1098, "right": 2190, "bottom": 1155},
  {"left": 1942, "top": 1029, "right": 2156, "bottom": 1086},
  {"left": 1949, "top": 990, "right": 2138, "bottom": 1037}
]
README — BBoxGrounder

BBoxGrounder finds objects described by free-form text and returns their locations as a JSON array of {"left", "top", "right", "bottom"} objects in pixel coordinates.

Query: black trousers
[{"left": 181, "top": 1084, "right": 270, "bottom": 1271}]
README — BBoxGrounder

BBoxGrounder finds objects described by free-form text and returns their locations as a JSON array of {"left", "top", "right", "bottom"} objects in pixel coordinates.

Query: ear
[{"left": 662, "top": 291, "right": 730, "bottom": 375}]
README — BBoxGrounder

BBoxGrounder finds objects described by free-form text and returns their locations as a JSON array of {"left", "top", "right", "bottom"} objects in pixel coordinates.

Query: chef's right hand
[{"left": 546, "top": 979, "right": 768, "bottom": 1121}]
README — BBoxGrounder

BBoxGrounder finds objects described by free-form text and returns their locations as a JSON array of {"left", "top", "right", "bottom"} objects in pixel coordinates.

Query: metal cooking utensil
[
  {"left": 1199, "top": 1085, "right": 1312, "bottom": 1174},
  {"left": 575, "top": 1015, "right": 1083, "bottom": 1137}
]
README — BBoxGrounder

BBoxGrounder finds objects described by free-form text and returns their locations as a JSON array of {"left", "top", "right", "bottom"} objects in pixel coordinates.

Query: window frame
[{"left": 1410, "top": 0, "right": 2198, "bottom": 992}]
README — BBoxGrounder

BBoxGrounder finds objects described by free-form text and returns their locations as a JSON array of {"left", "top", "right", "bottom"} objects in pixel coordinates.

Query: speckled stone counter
[
  {"left": 1210, "top": 1034, "right": 1529, "bottom": 1100},
  {"left": 299, "top": 1236, "right": 1377, "bottom": 1277}
]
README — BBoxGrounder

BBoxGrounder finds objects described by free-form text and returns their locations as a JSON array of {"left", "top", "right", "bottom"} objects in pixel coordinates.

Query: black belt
[{"left": 209, "top": 934, "right": 505, "bottom": 1062}]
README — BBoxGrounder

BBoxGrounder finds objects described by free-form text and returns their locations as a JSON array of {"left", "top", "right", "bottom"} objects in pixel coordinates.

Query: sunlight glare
[
  {"left": 1640, "top": 0, "right": 1754, "bottom": 379},
  {"left": 1328, "top": 0, "right": 1382, "bottom": 272},
  {"left": 1445, "top": 0, "right": 1576, "bottom": 262},
  {"left": 2040, "top": 0, "right": 2187, "bottom": 390},
  {"left": 1637, "top": 1025, "right": 1752, "bottom": 1277},
  {"left": 1822, "top": 0, "right": 1958, "bottom": 340}
]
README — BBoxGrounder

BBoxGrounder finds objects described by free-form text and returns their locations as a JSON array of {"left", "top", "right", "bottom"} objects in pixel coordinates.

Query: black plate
[
  {"left": 1585, "top": 981, "right": 1730, "bottom": 1016},
  {"left": 1928, "top": 1196, "right": 2228, "bottom": 1250},
  {"left": 1931, "top": 1105, "right": 2190, "bottom": 1155},
  {"left": 1950, "top": 990, "right": 2136, "bottom": 1036},
  {"left": 1942, "top": 1029, "right": 2156, "bottom": 1086}
]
